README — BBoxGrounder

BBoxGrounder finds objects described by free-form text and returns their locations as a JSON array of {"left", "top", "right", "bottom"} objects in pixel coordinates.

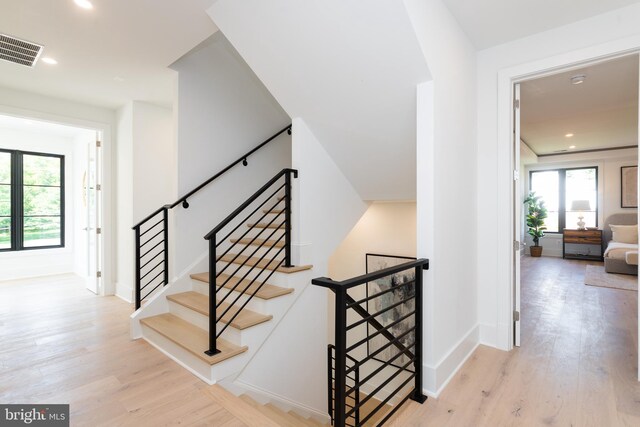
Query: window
[
  {"left": 0, "top": 149, "right": 64, "bottom": 251},
  {"left": 529, "top": 167, "right": 597, "bottom": 233}
]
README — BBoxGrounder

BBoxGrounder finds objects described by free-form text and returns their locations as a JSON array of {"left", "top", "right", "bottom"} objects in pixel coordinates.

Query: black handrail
[
  {"left": 133, "top": 125, "right": 291, "bottom": 229},
  {"left": 204, "top": 168, "right": 298, "bottom": 355},
  {"left": 313, "top": 258, "right": 429, "bottom": 427},
  {"left": 131, "top": 125, "right": 291, "bottom": 310}
]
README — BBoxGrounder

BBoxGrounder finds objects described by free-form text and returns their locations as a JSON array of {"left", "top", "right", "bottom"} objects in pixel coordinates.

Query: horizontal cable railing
[
  {"left": 313, "top": 258, "right": 429, "bottom": 427},
  {"left": 204, "top": 168, "right": 297, "bottom": 356},
  {"left": 131, "top": 125, "right": 291, "bottom": 310}
]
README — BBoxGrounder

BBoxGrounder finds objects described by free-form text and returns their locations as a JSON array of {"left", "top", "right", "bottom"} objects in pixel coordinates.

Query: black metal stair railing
[
  {"left": 313, "top": 258, "right": 429, "bottom": 427},
  {"left": 328, "top": 344, "right": 360, "bottom": 427},
  {"left": 131, "top": 125, "right": 291, "bottom": 309},
  {"left": 203, "top": 168, "right": 298, "bottom": 356}
]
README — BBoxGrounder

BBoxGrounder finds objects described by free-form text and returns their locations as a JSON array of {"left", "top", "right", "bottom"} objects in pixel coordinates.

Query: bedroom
[{"left": 516, "top": 54, "right": 638, "bottom": 371}]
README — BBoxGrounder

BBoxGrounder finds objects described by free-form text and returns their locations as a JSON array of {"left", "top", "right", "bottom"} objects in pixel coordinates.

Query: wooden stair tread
[
  {"left": 247, "top": 222, "right": 285, "bottom": 229},
  {"left": 359, "top": 392, "right": 394, "bottom": 427},
  {"left": 190, "top": 272, "right": 294, "bottom": 300},
  {"left": 262, "top": 208, "right": 284, "bottom": 214},
  {"left": 167, "top": 292, "right": 272, "bottom": 330},
  {"left": 140, "top": 313, "right": 247, "bottom": 365},
  {"left": 263, "top": 403, "right": 303, "bottom": 427},
  {"left": 230, "top": 237, "right": 285, "bottom": 249},
  {"left": 219, "top": 254, "right": 312, "bottom": 273},
  {"left": 201, "top": 386, "right": 281, "bottom": 427},
  {"left": 286, "top": 410, "right": 323, "bottom": 427}
]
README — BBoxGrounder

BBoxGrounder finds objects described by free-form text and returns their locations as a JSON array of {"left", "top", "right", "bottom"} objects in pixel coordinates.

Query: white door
[
  {"left": 513, "top": 83, "right": 522, "bottom": 347},
  {"left": 85, "top": 133, "right": 102, "bottom": 294}
]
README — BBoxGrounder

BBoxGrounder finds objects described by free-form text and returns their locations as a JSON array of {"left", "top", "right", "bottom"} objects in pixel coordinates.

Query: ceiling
[
  {"left": 441, "top": 0, "right": 640, "bottom": 49},
  {"left": 0, "top": 0, "right": 217, "bottom": 109},
  {"left": 0, "top": 113, "right": 94, "bottom": 139},
  {"left": 520, "top": 54, "right": 639, "bottom": 156}
]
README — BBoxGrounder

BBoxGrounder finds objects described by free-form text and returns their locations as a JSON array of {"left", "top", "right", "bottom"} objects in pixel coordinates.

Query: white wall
[
  {"left": 236, "top": 118, "right": 368, "bottom": 413},
  {"left": 170, "top": 32, "right": 291, "bottom": 278},
  {"left": 116, "top": 101, "right": 175, "bottom": 302},
  {"left": 476, "top": 4, "right": 640, "bottom": 351},
  {"left": 522, "top": 148, "right": 638, "bottom": 257},
  {"left": 207, "top": 0, "right": 431, "bottom": 201},
  {"left": 0, "top": 127, "right": 87, "bottom": 280},
  {"left": 329, "top": 202, "right": 416, "bottom": 281},
  {"left": 0, "top": 86, "right": 116, "bottom": 294},
  {"left": 404, "top": 0, "right": 480, "bottom": 396}
]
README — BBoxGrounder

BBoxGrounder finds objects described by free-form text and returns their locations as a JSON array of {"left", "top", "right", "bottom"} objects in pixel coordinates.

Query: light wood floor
[
  {"left": 3, "top": 260, "right": 639, "bottom": 426},
  {"left": 390, "top": 256, "right": 640, "bottom": 426},
  {"left": 0, "top": 274, "right": 248, "bottom": 426}
]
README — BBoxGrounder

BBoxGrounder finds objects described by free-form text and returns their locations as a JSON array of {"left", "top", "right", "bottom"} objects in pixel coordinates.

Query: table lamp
[{"left": 571, "top": 199, "right": 591, "bottom": 230}]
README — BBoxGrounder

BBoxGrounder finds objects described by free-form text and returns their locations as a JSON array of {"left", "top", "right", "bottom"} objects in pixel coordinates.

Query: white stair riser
[
  {"left": 167, "top": 300, "right": 274, "bottom": 348},
  {"left": 203, "top": 266, "right": 303, "bottom": 288},
  {"left": 140, "top": 324, "right": 247, "bottom": 383},
  {"left": 219, "top": 243, "right": 285, "bottom": 260},
  {"left": 191, "top": 280, "right": 292, "bottom": 313}
]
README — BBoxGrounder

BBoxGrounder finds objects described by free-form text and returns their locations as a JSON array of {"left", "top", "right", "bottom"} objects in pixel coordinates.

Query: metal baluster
[
  {"left": 205, "top": 236, "right": 220, "bottom": 356},
  {"left": 134, "top": 226, "right": 141, "bottom": 309},
  {"left": 163, "top": 208, "right": 169, "bottom": 287},
  {"left": 334, "top": 289, "right": 347, "bottom": 427},
  {"left": 411, "top": 265, "right": 427, "bottom": 403}
]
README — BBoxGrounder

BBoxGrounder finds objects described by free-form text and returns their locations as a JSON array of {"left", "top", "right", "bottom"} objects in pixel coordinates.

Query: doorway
[
  {"left": 512, "top": 53, "right": 640, "bottom": 348},
  {"left": 0, "top": 114, "right": 104, "bottom": 293}
]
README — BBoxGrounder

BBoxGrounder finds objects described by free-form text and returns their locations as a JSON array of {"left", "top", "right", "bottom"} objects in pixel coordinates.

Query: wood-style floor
[
  {"left": 2, "top": 259, "right": 639, "bottom": 426},
  {"left": 0, "top": 274, "right": 247, "bottom": 426},
  {"left": 390, "top": 256, "right": 640, "bottom": 426}
]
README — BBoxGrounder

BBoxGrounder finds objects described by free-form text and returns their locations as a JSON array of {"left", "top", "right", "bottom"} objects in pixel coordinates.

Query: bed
[{"left": 603, "top": 213, "right": 638, "bottom": 275}]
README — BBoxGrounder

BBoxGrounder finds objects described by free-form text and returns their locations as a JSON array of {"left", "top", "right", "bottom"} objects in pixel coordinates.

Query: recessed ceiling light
[
  {"left": 571, "top": 74, "right": 586, "bottom": 85},
  {"left": 41, "top": 57, "right": 58, "bottom": 65},
  {"left": 74, "top": 0, "right": 94, "bottom": 10},
  {"left": 565, "top": 133, "right": 574, "bottom": 138},
  {"left": 569, "top": 145, "right": 576, "bottom": 149}
]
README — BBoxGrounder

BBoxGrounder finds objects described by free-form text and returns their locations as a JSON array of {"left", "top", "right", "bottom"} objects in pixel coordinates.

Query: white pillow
[{"left": 610, "top": 224, "right": 638, "bottom": 244}]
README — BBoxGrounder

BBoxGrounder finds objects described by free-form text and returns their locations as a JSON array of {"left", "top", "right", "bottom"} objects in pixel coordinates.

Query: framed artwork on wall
[
  {"left": 621, "top": 166, "right": 638, "bottom": 208},
  {"left": 365, "top": 253, "right": 416, "bottom": 368}
]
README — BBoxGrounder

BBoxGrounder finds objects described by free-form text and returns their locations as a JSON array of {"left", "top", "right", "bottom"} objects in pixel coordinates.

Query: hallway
[{"left": 390, "top": 256, "right": 640, "bottom": 426}]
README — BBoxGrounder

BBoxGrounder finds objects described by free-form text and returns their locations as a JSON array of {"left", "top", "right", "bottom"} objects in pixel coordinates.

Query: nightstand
[{"left": 562, "top": 229, "right": 603, "bottom": 261}]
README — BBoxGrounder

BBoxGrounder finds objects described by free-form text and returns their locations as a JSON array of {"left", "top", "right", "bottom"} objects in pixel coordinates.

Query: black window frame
[
  {"left": 529, "top": 166, "right": 599, "bottom": 234},
  {"left": 0, "top": 148, "right": 65, "bottom": 252}
]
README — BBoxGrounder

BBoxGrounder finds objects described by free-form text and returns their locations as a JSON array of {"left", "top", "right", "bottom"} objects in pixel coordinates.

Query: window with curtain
[
  {"left": 0, "top": 149, "right": 64, "bottom": 251},
  {"left": 529, "top": 167, "right": 597, "bottom": 233}
]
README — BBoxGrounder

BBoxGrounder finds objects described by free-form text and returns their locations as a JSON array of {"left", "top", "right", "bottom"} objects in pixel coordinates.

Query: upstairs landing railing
[{"left": 313, "top": 258, "right": 429, "bottom": 426}]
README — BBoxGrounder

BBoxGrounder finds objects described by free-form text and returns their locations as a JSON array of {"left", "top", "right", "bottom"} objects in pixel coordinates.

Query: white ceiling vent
[{"left": 0, "top": 34, "right": 43, "bottom": 67}]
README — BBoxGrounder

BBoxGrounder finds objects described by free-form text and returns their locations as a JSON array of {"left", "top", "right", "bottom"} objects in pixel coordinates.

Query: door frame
[
  {"left": 0, "top": 105, "right": 113, "bottom": 296},
  {"left": 497, "top": 45, "right": 640, "bottom": 357}
]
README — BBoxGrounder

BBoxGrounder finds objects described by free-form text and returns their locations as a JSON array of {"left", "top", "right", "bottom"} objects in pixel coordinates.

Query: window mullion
[
  {"left": 14, "top": 151, "right": 23, "bottom": 250},
  {"left": 559, "top": 170, "right": 566, "bottom": 232}
]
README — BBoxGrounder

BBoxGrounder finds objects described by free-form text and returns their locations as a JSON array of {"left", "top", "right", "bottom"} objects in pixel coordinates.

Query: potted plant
[{"left": 523, "top": 192, "right": 548, "bottom": 257}]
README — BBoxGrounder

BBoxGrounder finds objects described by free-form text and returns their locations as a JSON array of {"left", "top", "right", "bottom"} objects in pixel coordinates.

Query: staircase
[{"left": 137, "top": 168, "right": 311, "bottom": 385}]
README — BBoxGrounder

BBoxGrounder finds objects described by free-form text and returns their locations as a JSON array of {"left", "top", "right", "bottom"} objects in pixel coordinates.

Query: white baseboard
[
  {"left": 116, "top": 282, "right": 133, "bottom": 303},
  {"left": 479, "top": 322, "right": 497, "bottom": 348},
  {"left": 423, "top": 323, "right": 480, "bottom": 397}
]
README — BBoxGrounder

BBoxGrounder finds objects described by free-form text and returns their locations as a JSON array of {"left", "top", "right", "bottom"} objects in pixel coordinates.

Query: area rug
[{"left": 584, "top": 265, "right": 638, "bottom": 291}]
